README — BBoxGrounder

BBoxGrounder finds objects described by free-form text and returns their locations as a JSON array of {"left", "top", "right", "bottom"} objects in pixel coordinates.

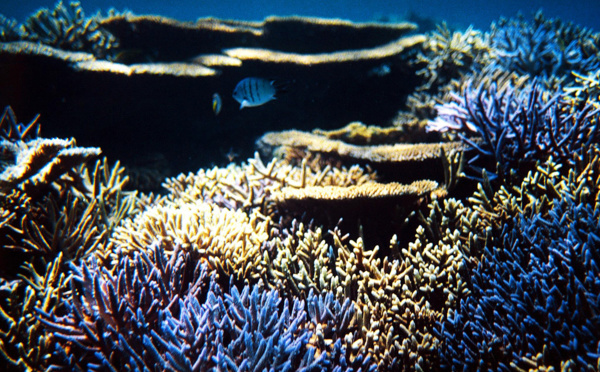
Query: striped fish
[{"left": 232, "top": 77, "right": 277, "bottom": 109}]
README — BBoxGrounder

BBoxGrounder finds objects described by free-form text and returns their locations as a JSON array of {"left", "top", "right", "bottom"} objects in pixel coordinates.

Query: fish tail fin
[{"left": 271, "top": 78, "right": 294, "bottom": 95}]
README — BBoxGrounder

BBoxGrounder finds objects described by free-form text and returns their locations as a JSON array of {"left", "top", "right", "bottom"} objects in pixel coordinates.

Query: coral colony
[{"left": 1, "top": 2, "right": 600, "bottom": 371}]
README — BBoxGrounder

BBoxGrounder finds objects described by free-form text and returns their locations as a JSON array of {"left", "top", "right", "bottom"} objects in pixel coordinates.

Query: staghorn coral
[
  {"left": 0, "top": 106, "right": 41, "bottom": 142},
  {"left": 21, "top": 1, "right": 118, "bottom": 58},
  {"left": 0, "top": 15, "right": 23, "bottom": 42},
  {"left": 0, "top": 108, "right": 133, "bottom": 271},
  {"left": 111, "top": 199, "right": 271, "bottom": 280},
  {"left": 36, "top": 241, "right": 213, "bottom": 370},
  {"left": 15, "top": 191, "right": 106, "bottom": 260},
  {"left": 36, "top": 241, "right": 375, "bottom": 371},
  {"left": 436, "top": 148, "right": 600, "bottom": 370},
  {"left": 414, "top": 22, "right": 492, "bottom": 92},
  {"left": 0, "top": 253, "right": 70, "bottom": 371},
  {"left": 1, "top": 7, "right": 600, "bottom": 372},
  {"left": 261, "top": 219, "right": 469, "bottom": 371},
  {"left": 405, "top": 62, "right": 531, "bottom": 125},
  {"left": 564, "top": 70, "right": 600, "bottom": 110},
  {"left": 427, "top": 80, "right": 600, "bottom": 181},
  {"left": 489, "top": 12, "right": 600, "bottom": 83}
]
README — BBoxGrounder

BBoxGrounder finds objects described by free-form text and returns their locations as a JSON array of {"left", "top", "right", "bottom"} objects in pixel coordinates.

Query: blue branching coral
[
  {"left": 36, "top": 241, "right": 375, "bottom": 371},
  {"left": 2, "top": 3, "right": 600, "bottom": 371},
  {"left": 490, "top": 13, "right": 600, "bottom": 80},
  {"left": 427, "top": 81, "right": 600, "bottom": 180},
  {"left": 436, "top": 148, "right": 600, "bottom": 370}
]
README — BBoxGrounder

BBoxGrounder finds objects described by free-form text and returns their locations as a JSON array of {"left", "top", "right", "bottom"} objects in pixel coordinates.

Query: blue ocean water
[{"left": 2, "top": 0, "right": 600, "bottom": 31}]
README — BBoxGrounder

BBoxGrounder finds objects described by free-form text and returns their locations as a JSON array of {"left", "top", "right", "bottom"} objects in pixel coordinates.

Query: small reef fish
[
  {"left": 368, "top": 63, "right": 391, "bottom": 77},
  {"left": 232, "top": 77, "right": 277, "bottom": 109},
  {"left": 212, "top": 93, "right": 222, "bottom": 115}
]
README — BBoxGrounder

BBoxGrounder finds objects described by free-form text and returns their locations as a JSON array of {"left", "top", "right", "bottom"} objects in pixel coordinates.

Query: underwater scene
[{"left": 1, "top": 0, "right": 600, "bottom": 371}]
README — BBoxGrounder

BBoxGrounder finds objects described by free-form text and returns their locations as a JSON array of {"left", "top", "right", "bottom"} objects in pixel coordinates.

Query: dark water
[{"left": 3, "top": 0, "right": 600, "bottom": 31}]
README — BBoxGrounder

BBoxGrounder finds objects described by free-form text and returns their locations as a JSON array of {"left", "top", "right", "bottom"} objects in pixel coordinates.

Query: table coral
[{"left": 2, "top": 4, "right": 600, "bottom": 372}]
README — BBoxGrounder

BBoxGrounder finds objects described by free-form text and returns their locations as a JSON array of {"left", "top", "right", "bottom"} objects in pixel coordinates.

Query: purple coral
[
  {"left": 428, "top": 81, "right": 600, "bottom": 180},
  {"left": 35, "top": 241, "right": 372, "bottom": 371}
]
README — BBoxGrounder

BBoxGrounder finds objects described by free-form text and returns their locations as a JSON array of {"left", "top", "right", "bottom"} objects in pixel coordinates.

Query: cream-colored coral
[
  {"left": 111, "top": 199, "right": 270, "bottom": 280},
  {"left": 162, "top": 154, "right": 377, "bottom": 212},
  {"left": 259, "top": 130, "right": 465, "bottom": 163},
  {"left": 272, "top": 180, "right": 444, "bottom": 203}
]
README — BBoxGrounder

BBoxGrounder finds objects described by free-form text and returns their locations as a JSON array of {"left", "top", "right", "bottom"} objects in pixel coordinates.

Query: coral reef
[
  {"left": 414, "top": 22, "right": 491, "bottom": 92},
  {"left": 436, "top": 146, "right": 600, "bottom": 370},
  {"left": 1, "top": 4, "right": 600, "bottom": 372},
  {"left": 489, "top": 12, "right": 600, "bottom": 83},
  {"left": 0, "top": 15, "right": 23, "bottom": 42},
  {"left": 36, "top": 241, "right": 376, "bottom": 371},
  {"left": 1, "top": 9, "right": 426, "bottom": 174},
  {"left": 427, "top": 81, "right": 600, "bottom": 181},
  {"left": 258, "top": 129, "right": 465, "bottom": 187},
  {"left": 21, "top": 1, "right": 119, "bottom": 58},
  {"left": 259, "top": 130, "right": 464, "bottom": 164}
]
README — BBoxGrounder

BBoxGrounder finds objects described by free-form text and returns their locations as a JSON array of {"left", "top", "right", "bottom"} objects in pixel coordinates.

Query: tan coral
[
  {"left": 271, "top": 180, "right": 444, "bottom": 203},
  {"left": 111, "top": 200, "right": 270, "bottom": 280},
  {"left": 0, "top": 40, "right": 93, "bottom": 62},
  {"left": 263, "top": 221, "right": 464, "bottom": 370},
  {"left": 259, "top": 130, "right": 464, "bottom": 164},
  {"left": 162, "top": 153, "right": 377, "bottom": 213},
  {"left": 72, "top": 60, "right": 219, "bottom": 76},
  {"left": 313, "top": 121, "right": 410, "bottom": 145},
  {"left": 223, "top": 34, "right": 425, "bottom": 65}
]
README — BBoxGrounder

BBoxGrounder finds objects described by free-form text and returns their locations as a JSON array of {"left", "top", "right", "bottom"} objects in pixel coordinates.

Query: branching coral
[
  {"left": 415, "top": 22, "right": 491, "bottom": 92},
  {"left": 0, "top": 15, "right": 24, "bottom": 42},
  {"left": 36, "top": 241, "right": 213, "bottom": 370},
  {"left": 0, "top": 107, "right": 111, "bottom": 269},
  {"left": 490, "top": 12, "right": 600, "bottom": 82},
  {"left": 436, "top": 145, "right": 600, "bottom": 370},
  {"left": 1, "top": 7, "right": 599, "bottom": 372},
  {"left": 20, "top": 1, "right": 119, "bottom": 58},
  {"left": 0, "top": 253, "right": 70, "bottom": 371},
  {"left": 0, "top": 107, "right": 137, "bottom": 268},
  {"left": 36, "top": 241, "right": 375, "bottom": 371},
  {"left": 427, "top": 81, "right": 600, "bottom": 181},
  {"left": 564, "top": 70, "right": 600, "bottom": 110},
  {"left": 111, "top": 199, "right": 271, "bottom": 280},
  {"left": 260, "top": 219, "right": 469, "bottom": 371}
]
